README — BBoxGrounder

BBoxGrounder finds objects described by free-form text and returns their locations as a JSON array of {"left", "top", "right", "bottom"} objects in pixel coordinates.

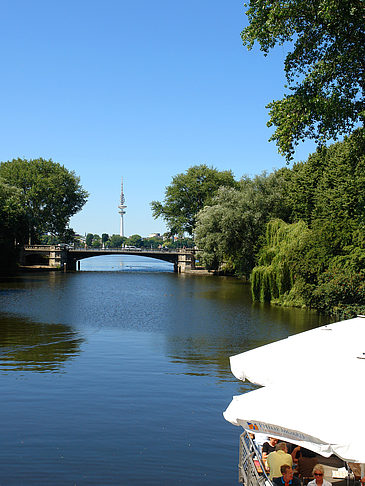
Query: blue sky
[{"left": 0, "top": 1, "right": 315, "bottom": 237}]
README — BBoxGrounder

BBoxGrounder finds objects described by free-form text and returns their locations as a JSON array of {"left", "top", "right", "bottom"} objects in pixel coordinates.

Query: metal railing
[
  {"left": 239, "top": 430, "right": 272, "bottom": 486},
  {"left": 24, "top": 245, "right": 196, "bottom": 253}
]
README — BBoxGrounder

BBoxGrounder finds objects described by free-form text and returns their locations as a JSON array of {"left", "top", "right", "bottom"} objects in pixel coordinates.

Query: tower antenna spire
[{"left": 118, "top": 177, "right": 127, "bottom": 237}]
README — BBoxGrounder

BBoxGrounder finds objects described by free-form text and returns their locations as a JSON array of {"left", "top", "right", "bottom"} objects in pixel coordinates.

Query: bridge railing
[
  {"left": 71, "top": 247, "right": 196, "bottom": 253},
  {"left": 24, "top": 245, "right": 60, "bottom": 250},
  {"left": 24, "top": 245, "right": 199, "bottom": 253}
]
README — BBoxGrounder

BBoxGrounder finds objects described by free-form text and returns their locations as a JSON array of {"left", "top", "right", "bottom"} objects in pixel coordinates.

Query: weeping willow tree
[{"left": 251, "top": 219, "right": 310, "bottom": 304}]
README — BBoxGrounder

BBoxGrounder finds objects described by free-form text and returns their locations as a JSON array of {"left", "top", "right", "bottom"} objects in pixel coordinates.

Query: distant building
[{"left": 148, "top": 233, "right": 161, "bottom": 238}]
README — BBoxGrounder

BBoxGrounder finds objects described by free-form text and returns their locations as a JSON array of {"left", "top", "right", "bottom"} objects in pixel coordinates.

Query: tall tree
[
  {"left": 0, "top": 179, "right": 26, "bottom": 272},
  {"left": 0, "top": 158, "right": 88, "bottom": 243},
  {"left": 195, "top": 172, "right": 291, "bottom": 276},
  {"left": 0, "top": 179, "right": 25, "bottom": 242},
  {"left": 151, "top": 164, "right": 237, "bottom": 236},
  {"left": 86, "top": 233, "right": 94, "bottom": 247},
  {"left": 250, "top": 130, "right": 365, "bottom": 317},
  {"left": 109, "top": 234, "right": 126, "bottom": 248},
  {"left": 91, "top": 234, "right": 101, "bottom": 248},
  {"left": 241, "top": 0, "right": 365, "bottom": 160},
  {"left": 126, "top": 234, "right": 143, "bottom": 247}
]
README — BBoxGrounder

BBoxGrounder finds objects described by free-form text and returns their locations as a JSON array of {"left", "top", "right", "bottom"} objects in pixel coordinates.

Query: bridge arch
[{"left": 23, "top": 246, "right": 197, "bottom": 273}]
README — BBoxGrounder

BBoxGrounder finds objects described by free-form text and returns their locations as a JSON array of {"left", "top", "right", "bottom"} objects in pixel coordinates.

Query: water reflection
[
  {"left": 0, "top": 314, "right": 83, "bottom": 373},
  {"left": 0, "top": 266, "right": 335, "bottom": 485}
]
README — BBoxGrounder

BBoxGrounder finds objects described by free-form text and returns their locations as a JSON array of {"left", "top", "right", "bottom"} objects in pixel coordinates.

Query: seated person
[
  {"left": 307, "top": 464, "right": 331, "bottom": 486},
  {"left": 267, "top": 442, "right": 293, "bottom": 479},
  {"left": 273, "top": 464, "right": 301, "bottom": 486}
]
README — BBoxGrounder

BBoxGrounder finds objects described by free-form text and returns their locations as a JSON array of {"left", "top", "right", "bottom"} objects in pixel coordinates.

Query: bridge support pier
[
  {"left": 65, "top": 256, "right": 77, "bottom": 271},
  {"left": 175, "top": 252, "right": 195, "bottom": 273}
]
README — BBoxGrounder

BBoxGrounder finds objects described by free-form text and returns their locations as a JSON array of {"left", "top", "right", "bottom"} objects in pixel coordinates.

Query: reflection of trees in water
[
  {"left": 0, "top": 314, "right": 83, "bottom": 373},
  {"left": 164, "top": 302, "right": 332, "bottom": 384},
  {"left": 166, "top": 335, "right": 254, "bottom": 389}
]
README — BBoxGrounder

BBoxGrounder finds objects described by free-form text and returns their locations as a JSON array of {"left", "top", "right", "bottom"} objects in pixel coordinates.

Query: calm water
[{"left": 0, "top": 256, "right": 332, "bottom": 485}]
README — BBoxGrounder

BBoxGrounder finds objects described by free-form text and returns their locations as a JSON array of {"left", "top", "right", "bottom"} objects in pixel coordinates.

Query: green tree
[
  {"left": 251, "top": 219, "right": 311, "bottom": 304},
  {"left": 86, "top": 233, "right": 94, "bottom": 247},
  {"left": 0, "top": 158, "right": 88, "bottom": 243},
  {"left": 195, "top": 172, "right": 290, "bottom": 277},
  {"left": 91, "top": 234, "right": 101, "bottom": 248},
  {"left": 151, "top": 164, "right": 238, "bottom": 236},
  {"left": 250, "top": 130, "right": 365, "bottom": 317},
  {"left": 241, "top": 0, "right": 365, "bottom": 160},
  {"left": 287, "top": 128, "right": 365, "bottom": 238},
  {"left": 126, "top": 234, "right": 143, "bottom": 247},
  {"left": 0, "top": 179, "right": 26, "bottom": 272},
  {"left": 109, "top": 234, "right": 126, "bottom": 248},
  {"left": 0, "top": 179, "right": 25, "bottom": 242},
  {"left": 40, "top": 234, "right": 60, "bottom": 245},
  {"left": 101, "top": 233, "right": 109, "bottom": 246},
  {"left": 143, "top": 236, "right": 163, "bottom": 249}
]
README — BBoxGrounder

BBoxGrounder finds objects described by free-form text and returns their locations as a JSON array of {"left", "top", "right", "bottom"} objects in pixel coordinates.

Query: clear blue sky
[{"left": 0, "top": 0, "right": 315, "bottom": 237}]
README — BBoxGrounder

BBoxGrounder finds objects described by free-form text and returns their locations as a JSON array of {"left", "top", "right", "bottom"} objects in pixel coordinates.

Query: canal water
[{"left": 0, "top": 256, "right": 332, "bottom": 485}]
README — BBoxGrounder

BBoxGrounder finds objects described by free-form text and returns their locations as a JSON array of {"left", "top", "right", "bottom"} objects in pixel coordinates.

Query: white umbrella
[
  {"left": 229, "top": 316, "right": 365, "bottom": 386},
  {"left": 224, "top": 316, "right": 365, "bottom": 463}
]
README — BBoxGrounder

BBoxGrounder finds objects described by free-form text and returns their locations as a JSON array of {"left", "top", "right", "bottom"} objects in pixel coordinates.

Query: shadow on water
[{"left": 0, "top": 314, "right": 84, "bottom": 373}]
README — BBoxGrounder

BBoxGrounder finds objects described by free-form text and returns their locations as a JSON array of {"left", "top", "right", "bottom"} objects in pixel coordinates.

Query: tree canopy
[
  {"left": 0, "top": 179, "right": 25, "bottom": 242},
  {"left": 0, "top": 158, "right": 88, "bottom": 243},
  {"left": 0, "top": 179, "right": 26, "bottom": 272},
  {"left": 250, "top": 129, "right": 365, "bottom": 317},
  {"left": 195, "top": 172, "right": 291, "bottom": 277},
  {"left": 241, "top": 0, "right": 365, "bottom": 160},
  {"left": 108, "top": 234, "right": 126, "bottom": 248},
  {"left": 151, "top": 164, "right": 237, "bottom": 236}
]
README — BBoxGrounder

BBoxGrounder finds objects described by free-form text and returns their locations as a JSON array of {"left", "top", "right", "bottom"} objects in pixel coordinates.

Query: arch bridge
[{"left": 22, "top": 246, "right": 197, "bottom": 273}]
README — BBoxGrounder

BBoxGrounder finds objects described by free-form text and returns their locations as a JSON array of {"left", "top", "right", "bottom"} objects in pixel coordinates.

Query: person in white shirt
[{"left": 307, "top": 464, "right": 331, "bottom": 486}]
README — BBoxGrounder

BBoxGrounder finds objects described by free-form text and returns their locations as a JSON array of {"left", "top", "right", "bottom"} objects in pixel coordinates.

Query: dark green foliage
[
  {"left": 241, "top": 0, "right": 365, "bottom": 160},
  {"left": 161, "top": 237, "right": 195, "bottom": 249},
  {"left": 312, "top": 266, "right": 365, "bottom": 318},
  {"left": 0, "top": 158, "right": 88, "bottom": 243},
  {"left": 125, "top": 234, "right": 143, "bottom": 248},
  {"left": 286, "top": 129, "right": 365, "bottom": 232},
  {"left": 0, "top": 179, "right": 25, "bottom": 242},
  {"left": 0, "top": 179, "right": 26, "bottom": 273},
  {"left": 108, "top": 235, "right": 126, "bottom": 248},
  {"left": 251, "top": 130, "right": 365, "bottom": 316},
  {"left": 40, "top": 234, "right": 61, "bottom": 245},
  {"left": 91, "top": 235, "right": 101, "bottom": 248},
  {"left": 142, "top": 236, "right": 163, "bottom": 249},
  {"left": 86, "top": 233, "right": 94, "bottom": 247}
]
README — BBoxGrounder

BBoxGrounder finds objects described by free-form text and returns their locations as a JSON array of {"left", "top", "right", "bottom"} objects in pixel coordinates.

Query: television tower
[{"left": 118, "top": 177, "right": 127, "bottom": 237}]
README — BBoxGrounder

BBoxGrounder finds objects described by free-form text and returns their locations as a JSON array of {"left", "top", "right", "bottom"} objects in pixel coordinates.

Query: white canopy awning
[
  {"left": 229, "top": 316, "right": 365, "bottom": 386},
  {"left": 223, "top": 316, "right": 365, "bottom": 463}
]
